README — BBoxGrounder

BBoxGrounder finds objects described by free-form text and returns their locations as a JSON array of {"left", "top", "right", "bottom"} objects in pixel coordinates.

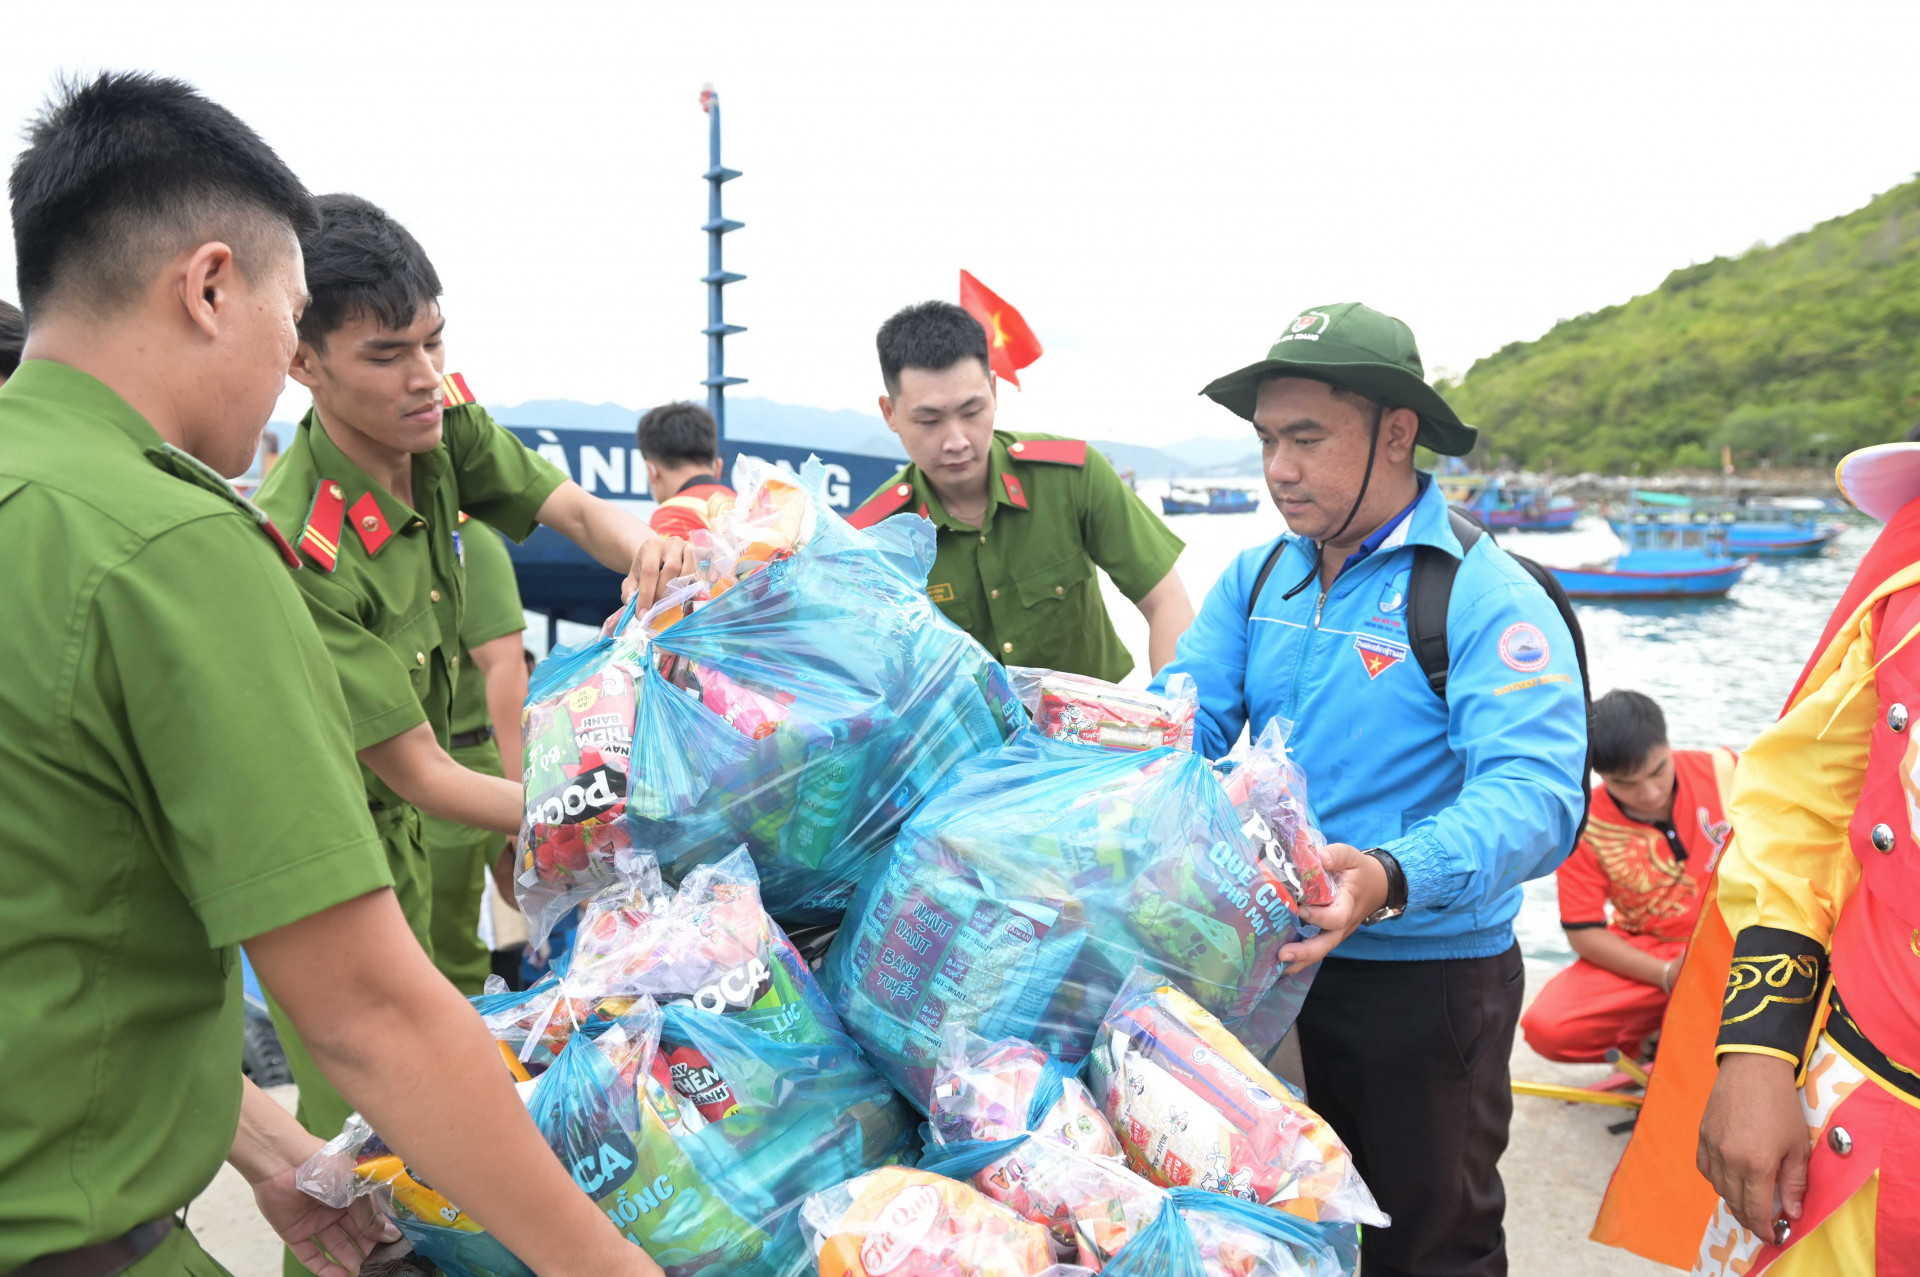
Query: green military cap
[{"left": 1200, "top": 301, "right": 1478, "bottom": 456}]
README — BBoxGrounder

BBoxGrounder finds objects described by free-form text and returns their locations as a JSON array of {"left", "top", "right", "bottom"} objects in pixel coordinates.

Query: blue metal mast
[{"left": 700, "top": 85, "right": 744, "bottom": 445}]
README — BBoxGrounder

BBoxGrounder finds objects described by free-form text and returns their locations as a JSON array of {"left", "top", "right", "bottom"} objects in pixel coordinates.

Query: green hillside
[{"left": 1441, "top": 176, "right": 1920, "bottom": 474}]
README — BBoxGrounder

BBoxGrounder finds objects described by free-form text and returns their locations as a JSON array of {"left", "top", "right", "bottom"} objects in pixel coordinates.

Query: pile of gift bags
[
  {"left": 516, "top": 458, "right": 1023, "bottom": 937},
  {"left": 309, "top": 454, "right": 1395, "bottom": 1276}
]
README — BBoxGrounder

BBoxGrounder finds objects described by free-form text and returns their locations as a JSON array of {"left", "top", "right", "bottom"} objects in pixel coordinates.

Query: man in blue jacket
[{"left": 1152, "top": 303, "right": 1587, "bottom": 1276}]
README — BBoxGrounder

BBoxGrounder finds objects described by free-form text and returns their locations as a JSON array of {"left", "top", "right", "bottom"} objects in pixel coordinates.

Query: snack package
[
  {"left": 1084, "top": 978, "right": 1384, "bottom": 1228},
  {"left": 803, "top": 1166, "right": 1056, "bottom": 1277},
  {"left": 1215, "top": 721, "right": 1331, "bottom": 910},
  {"left": 517, "top": 457, "right": 1024, "bottom": 941},
  {"left": 922, "top": 1134, "right": 1162, "bottom": 1270},
  {"left": 823, "top": 729, "right": 1316, "bottom": 1108},
  {"left": 1009, "top": 667, "right": 1197, "bottom": 753}
]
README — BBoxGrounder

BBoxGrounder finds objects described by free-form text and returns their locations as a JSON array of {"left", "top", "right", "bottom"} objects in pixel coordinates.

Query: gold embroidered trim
[{"left": 1721, "top": 953, "right": 1822, "bottom": 1026}]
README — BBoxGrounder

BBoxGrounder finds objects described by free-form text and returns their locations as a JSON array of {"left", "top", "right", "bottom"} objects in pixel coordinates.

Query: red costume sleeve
[{"left": 650, "top": 504, "right": 710, "bottom": 539}]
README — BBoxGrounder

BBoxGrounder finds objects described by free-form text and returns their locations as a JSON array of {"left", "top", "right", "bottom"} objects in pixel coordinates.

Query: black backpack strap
[
  {"left": 1245, "top": 539, "right": 1288, "bottom": 618},
  {"left": 1407, "top": 509, "right": 1485, "bottom": 697}
]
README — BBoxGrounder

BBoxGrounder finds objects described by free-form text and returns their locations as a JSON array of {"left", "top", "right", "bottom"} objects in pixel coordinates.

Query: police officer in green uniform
[
  {"left": 851, "top": 301, "right": 1194, "bottom": 679},
  {"left": 422, "top": 516, "right": 526, "bottom": 994},
  {"left": 253, "top": 194, "right": 689, "bottom": 1239},
  {"left": 0, "top": 72, "right": 664, "bottom": 1277}
]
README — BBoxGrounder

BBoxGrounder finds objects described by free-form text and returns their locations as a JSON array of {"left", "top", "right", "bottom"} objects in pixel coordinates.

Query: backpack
[{"left": 1247, "top": 506, "right": 1593, "bottom": 851}]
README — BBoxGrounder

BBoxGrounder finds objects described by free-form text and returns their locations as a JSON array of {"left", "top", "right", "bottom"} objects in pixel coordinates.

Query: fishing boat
[
  {"left": 1547, "top": 521, "right": 1755, "bottom": 600},
  {"left": 1161, "top": 484, "right": 1261, "bottom": 516},
  {"left": 1438, "top": 475, "right": 1580, "bottom": 531},
  {"left": 1609, "top": 491, "right": 1843, "bottom": 559}
]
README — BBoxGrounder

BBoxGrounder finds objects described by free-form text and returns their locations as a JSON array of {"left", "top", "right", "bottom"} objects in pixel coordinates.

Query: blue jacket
[{"left": 1150, "top": 477, "right": 1587, "bottom": 961}]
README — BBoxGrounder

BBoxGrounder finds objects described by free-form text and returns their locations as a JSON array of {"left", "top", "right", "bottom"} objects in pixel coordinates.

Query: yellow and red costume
[
  {"left": 1589, "top": 444, "right": 1920, "bottom": 1273},
  {"left": 1520, "top": 748, "right": 1736, "bottom": 1063},
  {"left": 649, "top": 477, "right": 735, "bottom": 540}
]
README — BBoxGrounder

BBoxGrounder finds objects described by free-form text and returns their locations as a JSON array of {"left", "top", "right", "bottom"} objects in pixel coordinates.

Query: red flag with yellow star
[{"left": 959, "top": 270, "right": 1043, "bottom": 388}]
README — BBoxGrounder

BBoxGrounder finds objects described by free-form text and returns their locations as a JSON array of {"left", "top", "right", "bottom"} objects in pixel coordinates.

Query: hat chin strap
[{"left": 1281, "top": 402, "right": 1386, "bottom": 601}]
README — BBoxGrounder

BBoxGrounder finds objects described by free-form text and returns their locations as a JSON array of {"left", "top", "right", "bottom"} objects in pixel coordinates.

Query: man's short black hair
[
  {"left": 0, "top": 300, "right": 23, "bottom": 377},
  {"left": 877, "top": 301, "right": 990, "bottom": 396},
  {"left": 10, "top": 72, "right": 316, "bottom": 320},
  {"left": 636, "top": 400, "right": 719, "bottom": 465},
  {"left": 297, "top": 194, "right": 442, "bottom": 348},
  {"left": 1590, "top": 689, "right": 1669, "bottom": 775}
]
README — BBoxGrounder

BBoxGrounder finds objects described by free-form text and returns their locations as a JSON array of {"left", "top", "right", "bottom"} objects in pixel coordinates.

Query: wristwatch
[{"left": 1360, "top": 848, "right": 1408, "bottom": 926}]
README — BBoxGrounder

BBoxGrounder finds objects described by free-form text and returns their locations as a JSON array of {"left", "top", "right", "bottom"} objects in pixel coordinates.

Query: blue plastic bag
[
  {"left": 515, "top": 458, "right": 1022, "bottom": 939},
  {"left": 822, "top": 728, "right": 1312, "bottom": 1108},
  {"left": 1099, "top": 1188, "right": 1358, "bottom": 1277}
]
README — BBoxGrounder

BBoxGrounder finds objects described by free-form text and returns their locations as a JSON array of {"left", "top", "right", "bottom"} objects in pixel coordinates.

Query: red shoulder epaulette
[
  {"left": 848, "top": 479, "right": 918, "bottom": 530},
  {"left": 442, "top": 372, "right": 475, "bottom": 408},
  {"left": 348, "top": 492, "right": 395, "bottom": 556},
  {"left": 1006, "top": 438, "right": 1087, "bottom": 466},
  {"left": 299, "top": 480, "right": 347, "bottom": 572}
]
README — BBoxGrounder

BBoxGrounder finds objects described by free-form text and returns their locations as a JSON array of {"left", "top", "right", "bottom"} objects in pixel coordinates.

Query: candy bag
[
  {"left": 803, "top": 1166, "right": 1056, "bottom": 1277},
  {"left": 824, "top": 729, "right": 1310, "bottom": 1109},
  {"left": 928, "top": 1032, "right": 1118, "bottom": 1158},
  {"left": 1009, "top": 667, "right": 1197, "bottom": 753},
  {"left": 517, "top": 457, "right": 1023, "bottom": 942},
  {"left": 1084, "top": 977, "right": 1383, "bottom": 1228}
]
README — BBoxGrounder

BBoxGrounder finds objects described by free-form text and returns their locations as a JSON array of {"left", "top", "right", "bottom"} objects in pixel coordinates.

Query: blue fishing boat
[
  {"left": 1609, "top": 491, "right": 1843, "bottom": 559},
  {"left": 1547, "top": 521, "right": 1754, "bottom": 600},
  {"left": 1161, "top": 484, "right": 1261, "bottom": 516},
  {"left": 1438, "top": 475, "right": 1580, "bottom": 531}
]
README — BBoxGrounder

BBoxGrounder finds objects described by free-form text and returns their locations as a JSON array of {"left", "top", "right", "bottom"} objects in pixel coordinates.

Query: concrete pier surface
[{"left": 189, "top": 975, "right": 1686, "bottom": 1275}]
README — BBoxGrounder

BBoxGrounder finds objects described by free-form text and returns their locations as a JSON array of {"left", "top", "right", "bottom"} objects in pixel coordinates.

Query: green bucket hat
[{"left": 1199, "top": 302, "right": 1478, "bottom": 456}]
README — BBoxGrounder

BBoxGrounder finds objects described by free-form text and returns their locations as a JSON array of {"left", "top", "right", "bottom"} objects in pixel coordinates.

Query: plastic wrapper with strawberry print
[{"left": 515, "top": 456, "right": 1024, "bottom": 944}]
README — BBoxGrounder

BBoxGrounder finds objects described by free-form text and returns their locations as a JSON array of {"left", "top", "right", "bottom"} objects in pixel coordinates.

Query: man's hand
[
  {"left": 622, "top": 536, "right": 694, "bottom": 612},
  {"left": 228, "top": 1079, "right": 398, "bottom": 1276},
  {"left": 1280, "top": 843, "right": 1389, "bottom": 975},
  {"left": 253, "top": 1164, "right": 400, "bottom": 1277},
  {"left": 1698, "top": 1051, "right": 1808, "bottom": 1239}
]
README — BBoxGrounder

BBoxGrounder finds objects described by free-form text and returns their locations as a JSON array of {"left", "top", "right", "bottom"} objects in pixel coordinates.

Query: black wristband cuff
[{"left": 1717, "top": 926, "right": 1827, "bottom": 1061}]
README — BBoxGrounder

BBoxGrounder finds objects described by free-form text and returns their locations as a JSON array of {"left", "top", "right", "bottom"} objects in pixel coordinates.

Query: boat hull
[
  {"left": 1550, "top": 557, "right": 1753, "bottom": 600},
  {"left": 1724, "top": 525, "right": 1844, "bottom": 558},
  {"left": 1486, "top": 505, "right": 1580, "bottom": 532},
  {"left": 1161, "top": 497, "right": 1259, "bottom": 515}
]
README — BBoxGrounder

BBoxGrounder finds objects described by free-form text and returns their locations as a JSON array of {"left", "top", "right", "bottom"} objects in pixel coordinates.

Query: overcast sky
[{"left": 5, "top": 1, "right": 1918, "bottom": 447}]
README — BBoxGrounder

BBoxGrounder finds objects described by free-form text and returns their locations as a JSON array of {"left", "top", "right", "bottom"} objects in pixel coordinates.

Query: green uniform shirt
[
  {"left": 0, "top": 362, "right": 390, "bottom": 1267},
  {"left": 425, "top": 518, "right": 525, "bottom": 993},
  {"left": 859, "top": 431, "right": 1183, "bottom": 682},
  {"left": 254, "top": 395, "right": 564, "bottom": 932}
]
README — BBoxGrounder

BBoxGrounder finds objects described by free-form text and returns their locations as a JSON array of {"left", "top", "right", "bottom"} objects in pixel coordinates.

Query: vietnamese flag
[{"left": 959, "top": 270, "right": 1043, "bottom": 388}]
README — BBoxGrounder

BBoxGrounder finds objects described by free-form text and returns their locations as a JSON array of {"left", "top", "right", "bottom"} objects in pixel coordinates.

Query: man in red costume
[
  {"left": 1522, "top": 690, "right": 1737, "bottom": 1063},
  {"left": 1692, "top": 442, "right": 1920, "bottom": 1274}
]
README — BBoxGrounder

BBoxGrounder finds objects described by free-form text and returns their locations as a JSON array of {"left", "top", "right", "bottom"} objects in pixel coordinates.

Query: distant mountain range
[{"left": 482, "top": 396, "right": 1264, "bottom": 480}]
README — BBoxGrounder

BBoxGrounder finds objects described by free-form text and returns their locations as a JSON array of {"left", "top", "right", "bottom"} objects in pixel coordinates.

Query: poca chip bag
[
  {"left": 517, "top": 457, "right": 1023, "bottom": 940},
  {"left": 1085, "top": 978, "right": 1384, "bottom": 1228},
  {"left": 823, "top": 727, "right": 1318, "bottom": 1109}
]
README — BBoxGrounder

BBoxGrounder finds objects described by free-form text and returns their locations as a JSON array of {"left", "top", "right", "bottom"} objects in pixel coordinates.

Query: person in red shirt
[
  {"left": 639, "top": 400, "right": 735, "bottom": 538},
  {"left": 1520, "top": 690, "right": 1737, "bottom": 1063}
]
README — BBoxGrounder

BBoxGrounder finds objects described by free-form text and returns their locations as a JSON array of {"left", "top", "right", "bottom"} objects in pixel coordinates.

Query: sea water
[{"left": 1101, "top": 479, "right": 1874, "bottom": 971}]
